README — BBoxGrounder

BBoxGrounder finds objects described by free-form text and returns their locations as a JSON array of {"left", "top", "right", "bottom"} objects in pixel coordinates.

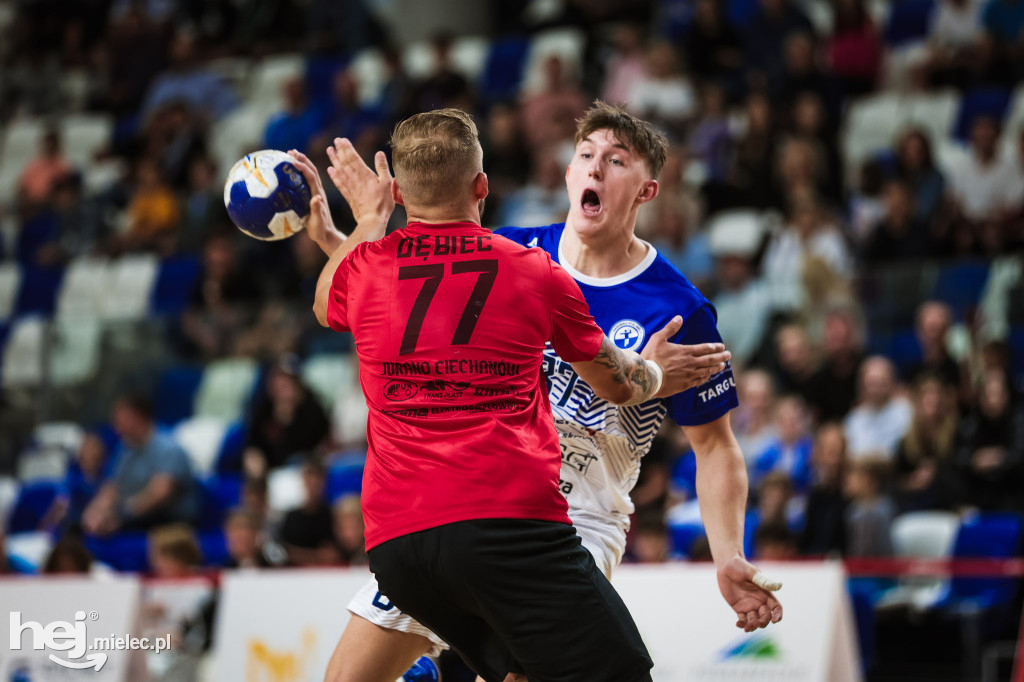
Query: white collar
[{"left": 557, "top": 228, "right": 658, "bottom": 287}]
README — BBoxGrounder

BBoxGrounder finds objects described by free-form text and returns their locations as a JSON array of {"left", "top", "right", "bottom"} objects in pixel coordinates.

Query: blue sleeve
[
  {"left": 153, "top": 438, "right": 194, "bottom": 480},
  {"left": 494, "top": 226, "right": 531, "bottom": 246},
  {"left": 666, "top": 303, "right": 739, "bottom": 426}
]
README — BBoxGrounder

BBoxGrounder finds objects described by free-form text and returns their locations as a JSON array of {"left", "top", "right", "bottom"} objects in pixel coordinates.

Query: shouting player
[
  {"left": 298, "top": 108, "right": 735, "bottom": 682},
  {"left": 293, "top": 103, "right": 781, "bottom": 682}
]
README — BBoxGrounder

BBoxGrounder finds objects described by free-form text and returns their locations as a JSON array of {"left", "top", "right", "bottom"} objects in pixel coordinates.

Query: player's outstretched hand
[
  {"left": 288, "top": 149, "right": 341, "bottom": 253},
  {"left": 640, "top": 315, "right": 732, "bottom": 398},
  {"left": 326, "top": 138, "right": 395, "bottom": 227},
  {"left": 717, "top": 556, "right": 783, "bottom": 632}
]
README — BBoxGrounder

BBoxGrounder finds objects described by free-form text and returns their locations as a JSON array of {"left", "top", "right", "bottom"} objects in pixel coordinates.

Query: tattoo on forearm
[
  {"left": 596, "top": 339, "right": 657, "bottom": 405},
  {"left": 594, "top": 338, "right": 628, "bottom": 384}
]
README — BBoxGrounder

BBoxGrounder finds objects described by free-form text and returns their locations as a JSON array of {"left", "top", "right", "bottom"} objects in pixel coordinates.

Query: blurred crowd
[{"left": 1, "top": 0, "right": 1024, "bottom": 585}]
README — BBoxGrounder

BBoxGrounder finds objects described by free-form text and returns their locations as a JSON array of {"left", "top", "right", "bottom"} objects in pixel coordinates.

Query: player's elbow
[
  {"left": 313, "top": 301, "right": 329, "bottom": 328},
  {"left": 594, "top": 383, "right": 634, "bottom": 405}
]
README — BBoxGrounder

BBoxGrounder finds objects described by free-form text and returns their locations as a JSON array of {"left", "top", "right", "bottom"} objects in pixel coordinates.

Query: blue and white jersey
[{"left": 496, "top": 223, "right": 738, "bottom": 558}]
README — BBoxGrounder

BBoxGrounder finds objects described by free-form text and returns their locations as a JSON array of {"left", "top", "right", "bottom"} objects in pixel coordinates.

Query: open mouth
[{"left": 581, "top": 188, "right": 602, "bottom": 216}]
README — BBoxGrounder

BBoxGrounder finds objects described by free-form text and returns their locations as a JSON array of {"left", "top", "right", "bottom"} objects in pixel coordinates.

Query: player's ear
[
  {"left": 472, "top": 172, "right": 489, "bottom": 201},
  {"left": 392, "top": 179, "right": 404, "bottom": 206},
  {"left": 637, "top": 179, "right": 659, "bottom": 205}
]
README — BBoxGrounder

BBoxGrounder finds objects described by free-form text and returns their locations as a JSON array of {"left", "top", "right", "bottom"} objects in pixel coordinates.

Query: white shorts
[{"left": 346, "top": 523, "right": 623, "bottom": 655}]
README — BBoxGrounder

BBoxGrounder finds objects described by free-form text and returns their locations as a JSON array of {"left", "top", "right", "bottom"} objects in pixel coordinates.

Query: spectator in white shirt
[
  {"left": 947, "top": 116, "right": 1024, "bottom": 228},
  {"left": 844, "top": 356, "right": 913, "bottom": 461}
]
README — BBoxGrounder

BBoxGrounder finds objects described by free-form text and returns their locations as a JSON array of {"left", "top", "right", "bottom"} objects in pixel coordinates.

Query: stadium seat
[
  {"left": 268, "top": 466, "right": 304, "bottom": 512},
  {"left": 0, "top": 118, "right": 45, "bottom": 205},
  {"left": 199, "top": 529, "right": 229, "bottom": 566},
  {"left": 884, "top": 0, "right": 935, "bottom": 47},
  {"left": 301, "top": 353, "right": 354, "bottom": 412},
  {"left": 59, "top": 114, "right": 113, "bottom": 169},
  {"left": 6, "top": 480, "right": 61, "bottom": 534},
  {"left": 933, "top": 138, "right": 971, "bottom": 177},
  {"left": 1010, "top": 326, "right": 1024, "bottom": 380},
  {"left": 99, "top": 253, "right": 160, "bottom": 321},
  {"left": 521, "top": 28, "right": 586, "bottom": 94},
  {"left": 349, "top": 48, "right": 388, "bottom": 107},
  {"left": 56, "top": 255, "right": 109, "bottom": 320},
  {"left": 1, "top": 315, "right": 45, "bottom": 388},
  {"left": 13, "top": 265, "right": 63, "bottom": 317},
  {"left": 932, "top": 261, "right": 990, "bottom": 320},
  {"left": 451, "top": 36, "right": 490, "bottom": 83},
  {"left": 193, "top": 358, "right": 259, "bottom": 421},
  {"left": 173, "top": 417, "right": 231, "bottom": 477},
  {"left": 843, "top": 93, "right": 905, "bottom": 172},
  {"left": 16, "top": 448, "right": 68, "bottom": 483},
  {"left": 905, "top": 90, "right": 959, "bottom": 143},
  {"left": 954, "top": 88, "right": 1013, "bottom": 143},
  {"left": 0, "top": 476, "right": 19, "bottom": 524},
  {"left": 246, "top": 53, "right": 305, "bottom": 119},
  {"left": 880, "top": 511, "right": 961, "bottom": 610},
  {"left": 154, "top": 365, "right": 204, "bottom": 425},
  {"left": 402, "top": 41, "right": 435, "bottom": 80},
  {"left": 85, "top": 532, "right": 149, "bottom": 572},
  {"left": 668, "top": 520, "right": 706, "bottom": 558},
  {"left": 216, "top": 421, "right": 248, "bottom": 475},
  {"left": 480, "top": 36, "right": 530, "bottom": 104},
  {"left": 50, "top": 317, "right": 102, "bottom": 387},
  {"left": 196, "top": 475, "right": 243, "bottom": 529},
  {"left": 934, "top": 512, "right": 1024, "bottom": 613},
  {"left": 151, "top": 254, "right": 201, "bottom": 316},
  {"left": 326, "top": 460, "right": 364, "bottom": 502},
  {"left": 0, "top": 262, "right": 21, "bottom": 321},
  {"left": 727, "top": 0, "right": 761, "bottom": 29},
  {"left": 210, "top": 104, "right": 269, "bottom": 184}
]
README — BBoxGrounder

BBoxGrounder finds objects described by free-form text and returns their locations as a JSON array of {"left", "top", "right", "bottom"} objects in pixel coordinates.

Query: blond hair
[
  {"left": 149, "top": 524, "right": 202, "bottom": 567},
  {"left": 574, "top": 101, "right": 669, "bottom": 178},
  {"left": 390, "top": 108, "right": 483, "bottom": 206}
]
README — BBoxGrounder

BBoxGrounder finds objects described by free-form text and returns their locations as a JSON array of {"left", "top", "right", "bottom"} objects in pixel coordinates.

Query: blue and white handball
[{"left": 224, "top": 149, "right": 311, "bottom": 241}]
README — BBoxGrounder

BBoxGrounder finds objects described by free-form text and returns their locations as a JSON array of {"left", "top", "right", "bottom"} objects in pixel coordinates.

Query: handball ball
[{"left": 224, "top": 150, "right": 311, "bottom": 241}]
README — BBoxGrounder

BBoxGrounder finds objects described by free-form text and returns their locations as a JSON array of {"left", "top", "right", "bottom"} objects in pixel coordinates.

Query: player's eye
[
  {"left": 580, "top": 152, "right": 592, "bottom": 159},
  {"left": 611, "top": 158, "right": 624, "bottom": 166}
]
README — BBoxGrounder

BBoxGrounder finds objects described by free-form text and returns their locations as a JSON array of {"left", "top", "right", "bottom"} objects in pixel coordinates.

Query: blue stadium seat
[
  {"left": 480, "top": 36, "right": 530, "bottom": 104},
  {"left": 931, "top": 261, "right": 990, "bottom": 320},
  {"left": 1010, "top": 326, "right": 1024, "bottom": 380},
  {"left": 327, "top": 461, "right": 365, "bottom": 502},
  {"left": 151, "top": 254, "right": 201, "bottom": 315},
  {"left": 86, "top": 532, "right": 149, "bottom": 572},
  {"left": 934, "top": 512, "right": 1024, "bottom": 613},
  {"left": 14, "top": 265, "right": 64, "bottom": 316},
  {"left": 670, "top": 450, "right": 697, "bottom": 498},
  {"left": 884, "top": 0, "right": 936, "bottom": 47},
  {"left": 199, "top": 529, "right": 229, "bottom": 567},
  {"left": 668, "top": 521, "right": 705, "bottom": 558},
  {"left": 954, "top": 88, "right": 1012, "bottom": 142},
  {"left": 196, "top": 475, "right": 243, "bottom": 529},
  {"left": 727, "top": 0, "right": 760, "bottom": 29},
  {"left": 154, "top": 365, "right": 204, "bottom": 425},
  {"left": 216, "top": 421, "right": 248, "bottom": 475},
  {"left": 6, "top": 481, "right": 61, "bottom": 534}
]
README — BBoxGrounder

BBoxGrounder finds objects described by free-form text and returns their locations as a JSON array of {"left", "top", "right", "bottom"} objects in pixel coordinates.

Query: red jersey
[{"left": 327, "top": 221, "right": 604, "bottom": 549}]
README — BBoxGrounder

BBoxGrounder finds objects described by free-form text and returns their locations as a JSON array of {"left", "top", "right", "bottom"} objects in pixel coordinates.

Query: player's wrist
[{"left": 645, "top": 359, "right": 664, "bottom": 396}]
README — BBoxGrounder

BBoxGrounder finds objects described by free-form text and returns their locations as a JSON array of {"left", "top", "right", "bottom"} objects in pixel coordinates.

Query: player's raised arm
[{"left": 309, "top": 138, "right": 395, "bottom": 326}]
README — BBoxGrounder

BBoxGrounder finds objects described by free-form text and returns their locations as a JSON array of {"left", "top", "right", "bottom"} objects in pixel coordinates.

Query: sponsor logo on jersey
[
  {"left": 610, "top": 319, "right": 645, "bottom": 351},
  {"left": 384, "top": 380, "right": 419, "bottom": 401},
  {"left": 698, "top": 375, "right": 736, "bottom": 403},
  {"left": 561, "top": 444, "right": 599, "bottom": 475}
]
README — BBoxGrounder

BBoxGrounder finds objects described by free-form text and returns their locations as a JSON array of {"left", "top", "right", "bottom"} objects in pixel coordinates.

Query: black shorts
[{"left": 367, "top": 519, "right": 653, "bottom": 682}]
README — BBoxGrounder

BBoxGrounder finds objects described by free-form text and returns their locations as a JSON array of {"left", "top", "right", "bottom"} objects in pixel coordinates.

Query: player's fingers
[
  {"left": 334, "top": 137, "right": 362, "bottom": 168},
  {"left": 757, "top": 605, "right": 771, "bottom": 628},
  {"left": 696, "top": 351, "right": 731, "bottom": 367},
  {"left": 752, "top": 572, "right": 783, "bottom": 592},
  {"left": 745, "top": 611, "right": 758, "bottom": 632},
  {"left": 771, "top": 604, "right": 783, "bottom": 623},
  {"left": 374, "top": 151, "right": 392, "bottom": 181},
  {"left": 651, "top": 315, "right": 683, "bottom": 341},
  {"left": 287, "top": 150, "right": 320, "bottom": 189},
  {"left": 695, "top": 342, "right": 726, "bottom": 356}
]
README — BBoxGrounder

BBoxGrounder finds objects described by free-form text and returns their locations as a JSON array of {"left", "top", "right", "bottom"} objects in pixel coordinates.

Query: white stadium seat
[
  {"left": 173, "top": 416, "right": 230, "bottom": 476},
  {"left": 16, "top": 448, "right": 68, "bottom": 483},
  {"left": 211, "top": 105, "right": 270, "bottom": 183},
  {"left": 879, "top": 511, "right": 961, "bottom": 610},
  {"left": 99, "top": 253, "right": 159, "bottom": 321},
  {"left": 349, "top": 48, "right": 388, "bottom": 107},
  {"left": 402, "top": 41, "right": 435, "bottom": 80},
  {"left": 194, "top": 357, "right": 259, "bottom": 421},
  {"left": 60, "top": 114, "right": 113, "bottom": 169},
  {"left": 33, "top": 422, "right": 84, "bottom": 454},
  {"left": 56, "top": 255, "right": 110, "bottom": 320},
  {"left": 904, "top": 89, "right": 959, "bottom": 143},
  {"left": 451, "top": 36, "right": 490, "bottom": 83},
  {"left": 0, "top": 118, "right": 46, "bottom": 204},
  {"left": 521, "top": 28, "right": 587, "bottom": 94},
  {"left": 246, "top": 54, "right": 305, "bottom": 119},
  {"left": 1, "top": 315, "right": 45, "bottom": 388},
  {"left": 0, "top": 262, "right": 21, "bottom": 321},
  {"left": 50, "top": 317, "right": 102, "bottom": 386},
  {"left": 301, "top": 353, "right": 354, "bottom": 412}
]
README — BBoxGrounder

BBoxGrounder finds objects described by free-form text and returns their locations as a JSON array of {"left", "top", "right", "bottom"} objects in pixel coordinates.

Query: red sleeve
[
  {"left": 548, "top": 259, "right": 604, "bottom": 362},
  {"left": 326, "top": 252, "right": 354, "bottom": 332}
]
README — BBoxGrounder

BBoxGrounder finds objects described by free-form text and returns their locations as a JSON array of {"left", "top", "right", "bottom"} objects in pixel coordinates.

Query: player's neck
[
  {"left": 561, "top": 219, "right": 648, "bottom": 278},
  {"left": 405, "top": 201, "right": 483, "bottom": 226}
]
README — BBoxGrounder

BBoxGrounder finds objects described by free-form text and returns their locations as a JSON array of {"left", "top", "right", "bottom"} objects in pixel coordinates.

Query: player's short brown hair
[
  {"left": 574, "top": 101, "right": 669, "bottom": 178},
  {"left": 390, "top": 108, "right": 483, "bottom": 206}
]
